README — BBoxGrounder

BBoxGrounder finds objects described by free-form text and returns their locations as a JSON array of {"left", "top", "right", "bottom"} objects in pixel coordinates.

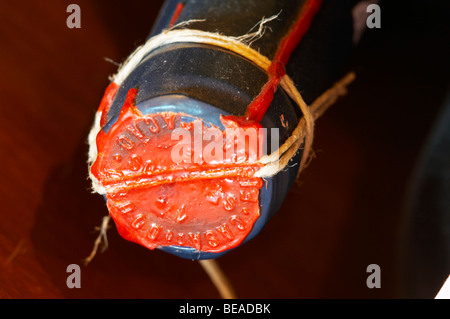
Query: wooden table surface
[{"left": 0, "top": 0, "right": 448, "bottom": 298}]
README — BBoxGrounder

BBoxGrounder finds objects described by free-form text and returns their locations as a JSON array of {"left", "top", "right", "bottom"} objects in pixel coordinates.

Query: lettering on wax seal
[{"left": 91, "top": 88, "right": 264, "bottom": 253}]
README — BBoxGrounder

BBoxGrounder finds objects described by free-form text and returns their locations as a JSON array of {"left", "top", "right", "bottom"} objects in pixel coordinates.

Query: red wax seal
[{"left": 91, "top": 88, "right": 264, "bottom": 253}]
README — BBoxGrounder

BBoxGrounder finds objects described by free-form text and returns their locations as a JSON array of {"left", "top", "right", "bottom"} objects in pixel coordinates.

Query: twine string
[{"left": 102, "top": 17, "right": 354, "bottom": 180}]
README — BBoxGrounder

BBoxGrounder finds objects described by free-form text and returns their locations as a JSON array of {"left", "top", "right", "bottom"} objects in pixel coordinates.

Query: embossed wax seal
[{"left": 91, "top": 87, "right": 265, "bottom": 254}]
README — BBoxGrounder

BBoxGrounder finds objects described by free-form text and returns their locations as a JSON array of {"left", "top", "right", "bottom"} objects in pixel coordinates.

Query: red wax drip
[
  {"left": 168, "top": 2, "right": 185, "bottom": 28},
  {"left": 226, "top": 0, "right": 323, "bottom": 125}
]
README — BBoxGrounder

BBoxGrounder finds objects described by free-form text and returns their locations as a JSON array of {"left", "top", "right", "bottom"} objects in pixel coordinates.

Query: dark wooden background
[{"left": 0, "top": 0, "right": 448, "bottom": 298}]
